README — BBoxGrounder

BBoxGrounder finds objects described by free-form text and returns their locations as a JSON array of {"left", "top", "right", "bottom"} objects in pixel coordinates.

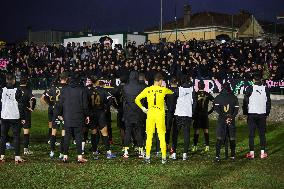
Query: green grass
[{"left": 0, "top": 110, "right": 283, "bottom": 189}]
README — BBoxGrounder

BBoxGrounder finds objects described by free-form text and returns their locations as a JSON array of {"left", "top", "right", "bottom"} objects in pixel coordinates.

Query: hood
[
  {"left": 221, "top": 83, "right": 232, "bottom": 94},
  {"left": 129, "top": 71, "right": 139, "bottom": 82}
]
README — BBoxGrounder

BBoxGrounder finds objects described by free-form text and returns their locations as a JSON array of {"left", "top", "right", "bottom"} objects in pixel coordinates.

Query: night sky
[{"left": 1, "top": 0, "right": 283, "bottom": 42}]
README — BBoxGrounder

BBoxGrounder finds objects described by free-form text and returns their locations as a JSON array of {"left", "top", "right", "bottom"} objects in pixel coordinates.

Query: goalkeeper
[{"left": 135, "top": 73, "right": 173, "bottom": 164}]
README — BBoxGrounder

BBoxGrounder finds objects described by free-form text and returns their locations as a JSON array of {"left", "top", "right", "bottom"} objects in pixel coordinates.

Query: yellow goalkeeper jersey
[{"left": 135, "top": 85, "right": 173, "bottom": 112}]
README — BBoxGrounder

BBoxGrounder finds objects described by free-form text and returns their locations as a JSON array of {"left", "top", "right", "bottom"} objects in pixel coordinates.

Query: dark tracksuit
[
  {"left": 113, "top": 83, "right": 126, "bottom": 145},
  {"left": 122, "top": 71, "right": 146, "bottom": 148},
  {"left": 57, "top": 81, "right": 89, "bottom": 155},
  {"left": 214, "top": 90, "right": 239, "bottom": 158},
  {"left": 243, "top": 83, "right": 271, "bottom": 151},
  {"left": 0, "top": 85, "right": 25, "bottom": 156},
  {"left": 19, "top": 84, "right": 36, "bottom": 148},
  {"left": 165, "top": 86, "right": 178, "bottom": 145}
]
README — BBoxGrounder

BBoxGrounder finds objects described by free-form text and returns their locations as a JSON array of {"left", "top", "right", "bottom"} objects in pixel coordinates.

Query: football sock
[
  {"left": 193, "top": 134, "right": 199, "bottom": 146},
  {"left": 91, "top": 134, "right": 98, "bottom": 152},
  {"left": 48, "top": 128, "right": 52, "bottom": 139},
  {"left": 23, "top": 134, "right": 30, "bottom": 148},
  {"left": 261, "top": 150, "right": 265, "bottom": 154},
  {"left": 204, "top": 133, "right": 209, "bottom": 146},
  {"left": 102, "top": 136, "right": 110, "bottom": 151},
  {"left": 50, "top": 135, "right": 56, "bottom": 151},
  {"left": 60, "top": 136, "right": 64, "bottom": 153}
]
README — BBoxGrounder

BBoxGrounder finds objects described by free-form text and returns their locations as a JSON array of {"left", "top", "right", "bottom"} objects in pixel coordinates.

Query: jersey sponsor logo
[{"left": 223, "top": 104, "right": 230, "bottom": 113}]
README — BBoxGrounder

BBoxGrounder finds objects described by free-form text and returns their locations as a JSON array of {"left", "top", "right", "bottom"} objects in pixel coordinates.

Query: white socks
[
  {"left": 261, "top": 150, "right": 265, "bottom": 154},
  {"left": 250, "top": 151, "right": 254, "bottom": 155},
  {"left": 82, "top": 142, "right": 86, "bottom": 151},
  {"left": 15, "top": 156, "right": 21, "bottom": 161}
]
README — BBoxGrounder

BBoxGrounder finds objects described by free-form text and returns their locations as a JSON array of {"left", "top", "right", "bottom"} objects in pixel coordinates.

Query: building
[
  {"left": 145, "top": 5, "right": 271, "bottom": 43},
  {"left": 63, "top": 32, "right": 147, "bottom": 48}
]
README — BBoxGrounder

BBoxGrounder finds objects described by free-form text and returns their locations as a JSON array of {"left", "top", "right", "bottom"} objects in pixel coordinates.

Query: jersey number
[
  {"left": 91, "top": 93, "right": 101, "bottom": 106},
  {"left": 55, "top": 89, "right": 61, "bottom": 102}
]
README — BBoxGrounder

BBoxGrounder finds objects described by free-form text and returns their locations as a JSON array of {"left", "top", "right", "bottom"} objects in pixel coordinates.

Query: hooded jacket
[
  {"left": 122, "top": 71, "right": 146, "bottom": 124},
  {"left": 214, "top": 88, "right": 239, "bottom": 123},
  {"left": 57, "top": 80, "right": 89, "bottom": 128}
]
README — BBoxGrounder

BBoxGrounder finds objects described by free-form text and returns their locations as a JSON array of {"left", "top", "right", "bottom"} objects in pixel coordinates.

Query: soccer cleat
[
  {"left": 24, "top": 148, "right": 33, "bottom": 155},
  {"left": 0, "top": 156, "right": 5, "bottom": 163},
  {"left": 182, "top": 153, "right": 188, "bottom": 161},
  {"left": 204, "top": 146, "right": 210, "bottom": 152},
  {"left": 62, "top": 157, "right": 68, "bottom": 163},
  {"left": 6, "top": 143, "right": 14, "bottom": 150},
  {"left": 230, "top": 156, "right": 236, "bottom": 161},
  {"left": 123, "top": 153, "right": 129, "bottom": 159},
  {"left": 162, "top": 158, "right": 167, "bottom": 164},
  {"left": 169, "top": 153, "right": 177, "bottom": 160},
  {"left": 58, "top": 154, "right": 64, "bottom": 161},
  {"left": 55, "top": 142, "right": 60, "bottom": 146},
  {"left": 260, "top": 152, "right": 268, "bottom": 159},
  {"left": 155, "top": 151, "right": 161, "bottom": 158},
  {"left": 15, "top": 158, "right": 26, "bottom": 164},
  {"left": 93, "top": 151, "right": 100, "bottom": 160},
  {"left": 145, "top": 158, "right": 151, "bottom": 164},
  {"left": 78, "top": 157, "right": 88, "bottom": 164},
  {"left": 49, "top": 151, "right": 55, "bottom": 159},
  {"left": 106, "top": 152, "right": 116, "bottom": 159},
  {"left": 192, "top": 146, "right": 198, "bottom": 152},
  {"left": 215, "top": 156, "right": 221, "bottom": 162},
  {"left": 246, "top": 152, "right": 255, "bottom": 159},
  {"left": 138, "top": 150, "right": 145, "bottom": 159}
]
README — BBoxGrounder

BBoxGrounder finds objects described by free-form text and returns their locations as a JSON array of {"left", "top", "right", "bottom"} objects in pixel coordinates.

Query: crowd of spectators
[{"left": 0, "top": 38, "right": 283, "bottom": 90}]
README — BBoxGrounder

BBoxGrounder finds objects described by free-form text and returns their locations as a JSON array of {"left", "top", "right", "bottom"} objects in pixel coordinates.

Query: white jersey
[
  {"left": 1, "top": 87, "right": 20, "bottom": 119},
  {"left": 174, "top": 86, "right": 194, "bottom": 117},
  {"left": 248, "top": 85, "right": 267, "bottom": 114}
]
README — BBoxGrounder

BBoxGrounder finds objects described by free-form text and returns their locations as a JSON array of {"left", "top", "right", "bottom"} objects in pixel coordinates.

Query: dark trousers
[
  {"left": 64, "top": 127, "right": 82, "bottom": 155},
  {"left": 124, "top": 122, "right": 143, "bottom": 148},
  {"left": 0, "top": 119, "right": 21, "bottom": 156},
  {"left": 166, "top": 112, "right": 176, "bottom": 145},
  {"left": 172, "top": 116, "right": 192, "bottom": 153},
  {"left": 215, "top": 119, "right": 236, "bottom": 158},
  {"left": 248, "top": 114, "right": 267, "bottom": 151}
]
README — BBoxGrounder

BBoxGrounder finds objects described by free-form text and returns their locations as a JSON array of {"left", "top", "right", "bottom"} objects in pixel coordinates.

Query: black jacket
[
  {"left": 58, "top": 81, "right": 89, "bottom": 128},
  {"left": 214, "top": 90, "right": 239, "bottom": 123},
  {"left": 122, "top": 71, "right": 146, "bottom": 124}
]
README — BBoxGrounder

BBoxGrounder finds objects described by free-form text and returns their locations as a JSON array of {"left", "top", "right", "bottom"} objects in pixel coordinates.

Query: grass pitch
[{"left": 0, "top": 110, "right": 283, "bottom": 189}]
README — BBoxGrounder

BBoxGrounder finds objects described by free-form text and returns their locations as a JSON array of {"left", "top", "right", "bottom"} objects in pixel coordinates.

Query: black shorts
[
  {"left": 52, "top": 116, "right": 64, "bottom": 130},
  {"left": 89, "top": 110, "right": 107, "bottom": 130},
  {"left": 22, "top": 111, "right": 32, "bottom": 129},
  {"left": 193, "top": 114, "right": 209, "bottom": 129},
  {"left": 48, "top": 106, "right": 54, "bottom": 122}
]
